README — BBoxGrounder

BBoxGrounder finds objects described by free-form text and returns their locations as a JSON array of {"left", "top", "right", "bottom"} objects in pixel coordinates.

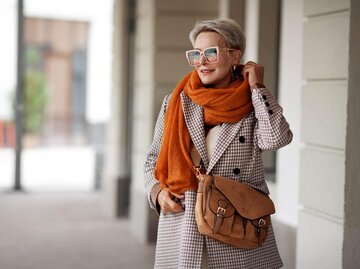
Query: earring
[{"left": 231, "top": 65, "right": 238, "bottom": 81}]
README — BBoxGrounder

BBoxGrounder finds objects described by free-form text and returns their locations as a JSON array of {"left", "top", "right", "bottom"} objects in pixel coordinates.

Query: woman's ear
[{"left": 233, "top": 50, "right": 242, "bottom": 65}]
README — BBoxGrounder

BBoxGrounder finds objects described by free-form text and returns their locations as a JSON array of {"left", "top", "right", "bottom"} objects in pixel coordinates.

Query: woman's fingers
[
  {"left": 169, "top": 190, "right": 185, "bottom": 200},
  {"left": 158, "top": 188, "right": 184, "bottom": 214},
  {"left": 161, "top": 197, "right": 184, "bottom": 214},
  {"left": 242, "top": 61, "right": 264, "bottom": 86},
  {"left": 164, "top": 197, "right": 184, "bottom": 213}
]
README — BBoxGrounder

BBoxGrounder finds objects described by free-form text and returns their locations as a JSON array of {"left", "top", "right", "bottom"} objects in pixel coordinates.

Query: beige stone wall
[{"left": 297, "top": 0, "right": 350, "bottom": 268}]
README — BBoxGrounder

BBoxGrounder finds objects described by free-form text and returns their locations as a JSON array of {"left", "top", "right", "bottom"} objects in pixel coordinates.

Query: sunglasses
[{"left": 185, "top": 46, "right": 236, "bottom": 66}]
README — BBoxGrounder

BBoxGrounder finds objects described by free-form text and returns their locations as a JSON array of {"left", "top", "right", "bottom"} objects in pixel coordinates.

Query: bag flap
[{"left": 213, "top": 175, "right": 275, "bottom": 220}]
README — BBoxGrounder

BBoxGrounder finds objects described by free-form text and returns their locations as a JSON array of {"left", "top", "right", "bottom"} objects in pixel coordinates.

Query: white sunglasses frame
[{"left": 185, "top": 46, "right": 236, "bottom": 67}]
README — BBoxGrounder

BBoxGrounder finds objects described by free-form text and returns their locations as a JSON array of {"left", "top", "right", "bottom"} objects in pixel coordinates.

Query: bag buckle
[
  {"left": 217, "top": 207, "right": 227, "bottom": 216},
  {"left": 194, "top": 165, "right": 202, "bottom": 180},
  {"left": 258, "top": 218, "right": 267, "bottom": 227},
  {"left": 213, "top": 207, "right": 227, "bottom": 234}
]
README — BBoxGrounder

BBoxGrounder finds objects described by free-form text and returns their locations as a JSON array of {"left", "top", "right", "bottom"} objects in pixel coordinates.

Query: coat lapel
[
  {"left": 180, "top": 93, "right": 209, "bottom": 169},
  {"left": 207, "top": 121, "right": 242, "bottom": 173}
]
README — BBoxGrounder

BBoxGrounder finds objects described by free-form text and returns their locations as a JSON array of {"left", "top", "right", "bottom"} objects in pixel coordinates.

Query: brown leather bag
[{"left": 192, "top": 146, "right": 275, "bottom": 249}]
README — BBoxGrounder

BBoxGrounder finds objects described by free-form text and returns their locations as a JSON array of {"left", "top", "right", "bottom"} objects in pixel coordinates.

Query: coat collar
[{"left": 180, "top": 93, "right": 243, "bottom": 173}]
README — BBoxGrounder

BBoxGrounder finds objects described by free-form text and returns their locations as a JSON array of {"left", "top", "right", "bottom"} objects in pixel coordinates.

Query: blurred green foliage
[{"left": 24, "top": 48, "right": 47, "bottom": 133}]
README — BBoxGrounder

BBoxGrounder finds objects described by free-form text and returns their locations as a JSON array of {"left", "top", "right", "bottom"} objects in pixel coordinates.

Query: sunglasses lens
[
  {"left": 187, "top": 50, "right": 201, "bottom": 66},
  {"left": 204, "top": 47, "right": 218, "bottom": 63},
  {"left": 186, "top": 47, "right": 219, "bottom": 66}
]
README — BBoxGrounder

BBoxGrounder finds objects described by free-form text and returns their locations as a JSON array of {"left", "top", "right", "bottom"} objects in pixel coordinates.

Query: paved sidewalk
[{"left": 0, "top": 191, "right": 155, "bottom": 269}]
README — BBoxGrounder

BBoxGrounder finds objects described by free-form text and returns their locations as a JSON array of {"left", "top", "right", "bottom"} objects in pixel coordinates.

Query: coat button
[
  {"left": 233, "top": 168, "right": 240, "bottom": 175},
  {"left": 239, "top": 136, "right": 245, "bottom": 143},
  {"left": 265, "top": 102, "right": 270, "bottom": 107},
  {"left": 262, "top": 95, "right": 267, "bottom": 100},
  {"left": 268, "top": 109, "right": 273, "bottom": 115}
]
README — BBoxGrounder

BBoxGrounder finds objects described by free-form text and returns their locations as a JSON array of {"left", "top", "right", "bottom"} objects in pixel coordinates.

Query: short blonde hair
[{"left": 189, "top": 18, "right": 246, "bottom": 54}]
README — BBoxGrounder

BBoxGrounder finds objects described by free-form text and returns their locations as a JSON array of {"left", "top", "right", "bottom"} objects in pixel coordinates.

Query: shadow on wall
[{"left": 273, "top": 220, "right": 297, "bottom": 269}]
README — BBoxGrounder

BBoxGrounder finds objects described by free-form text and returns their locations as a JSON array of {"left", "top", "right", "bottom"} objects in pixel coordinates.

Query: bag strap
[
  {"left": 190, "top": 142, "right": 206, "bottom": 179},
  {"left": 190, "top": 142, "right": 201, "bottom": 166}
]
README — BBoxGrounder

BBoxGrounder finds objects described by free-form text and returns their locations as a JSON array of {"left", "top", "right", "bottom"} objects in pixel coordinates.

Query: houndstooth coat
[{"left": 144, "top": 86, "right": 293, "bottom": 269}]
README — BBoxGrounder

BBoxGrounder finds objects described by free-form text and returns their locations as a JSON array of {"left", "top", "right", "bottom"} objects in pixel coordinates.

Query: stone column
[
  {"left": 102, "top": 0, "right": 130, "bottom": 217},
  {"left": 129, "top": 0, "right": 218, "bottom": 243}
]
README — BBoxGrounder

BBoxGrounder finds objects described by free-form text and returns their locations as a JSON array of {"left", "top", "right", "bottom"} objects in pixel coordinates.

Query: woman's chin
[{"left": 199, "top": 76, "right": 214, "bottom": 87}]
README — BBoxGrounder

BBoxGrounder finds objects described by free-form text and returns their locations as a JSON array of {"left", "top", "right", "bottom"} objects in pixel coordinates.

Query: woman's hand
[
  {"left": 242, "top": 61, "right": 264, "bottom": 87},
  {"left": 158, "top": 188, "right": 184, "bottom": 214}
]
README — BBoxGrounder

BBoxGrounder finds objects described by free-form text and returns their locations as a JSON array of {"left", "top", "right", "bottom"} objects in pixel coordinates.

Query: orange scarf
[{"left": 154, "top": 69, "right": 254, "bottom": 194}]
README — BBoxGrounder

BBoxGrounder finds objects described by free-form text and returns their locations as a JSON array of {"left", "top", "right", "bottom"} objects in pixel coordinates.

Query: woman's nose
[{"left": 199, "top": 54, "right": 207, "bottom": 65}]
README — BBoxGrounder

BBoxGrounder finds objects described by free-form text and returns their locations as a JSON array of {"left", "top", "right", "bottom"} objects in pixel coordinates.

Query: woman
[{"left": 144, "top": 18, "right": 292, "bottom": 269}]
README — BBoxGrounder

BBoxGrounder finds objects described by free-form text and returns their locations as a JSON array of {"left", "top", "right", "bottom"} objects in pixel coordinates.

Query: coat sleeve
[
  {"left": 144, "top": 94, "right": 170, "bottom": 214},
  {"left": 251, "top": 86, "right": 293, "bottom": 151}
]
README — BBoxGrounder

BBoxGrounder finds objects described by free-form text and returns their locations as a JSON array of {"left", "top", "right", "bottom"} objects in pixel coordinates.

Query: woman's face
[{"left": 193, "top": 31, "right": 240, "bottom": 88}]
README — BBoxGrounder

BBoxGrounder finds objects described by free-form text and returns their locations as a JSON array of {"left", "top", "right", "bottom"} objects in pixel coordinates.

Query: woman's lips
[{"left": 200, "top": 69, "right": 214, "bottom": 74}]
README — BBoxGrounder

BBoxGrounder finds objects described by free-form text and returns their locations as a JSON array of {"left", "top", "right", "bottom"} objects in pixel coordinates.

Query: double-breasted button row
[{"left": 239, "top": 136, "right": 245, "bottom": 143}]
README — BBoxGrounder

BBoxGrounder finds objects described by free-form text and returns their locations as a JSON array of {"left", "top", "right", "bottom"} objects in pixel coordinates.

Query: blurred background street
[
  {"left": 0, "top": 147, "right": 96, "bottom": 191},
  {"left": 0, "top": 192, "right": 155, "bottom": 269}
]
